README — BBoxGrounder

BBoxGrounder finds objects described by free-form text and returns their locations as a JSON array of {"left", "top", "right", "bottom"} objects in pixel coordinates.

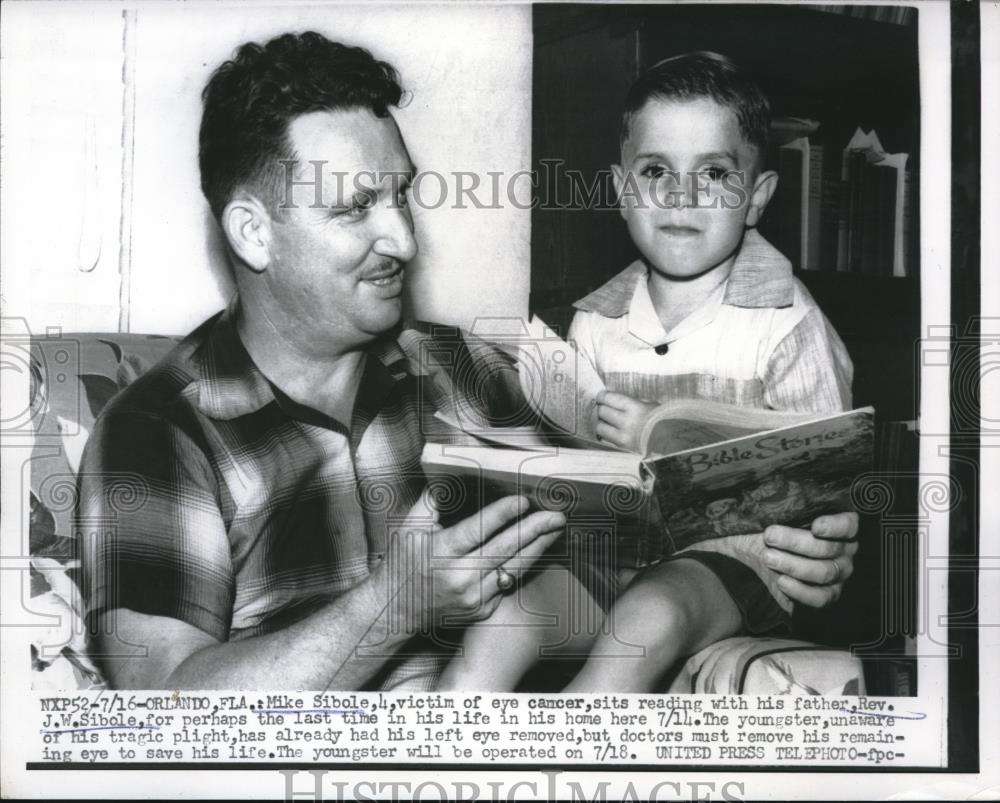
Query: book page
[
  {"left": 423, "top": 441, "right": 642, "bottom": 480},
  {"left": 644, "top": 418, "right": 760, "bottom": 456},
  {"left": 640, "top": 399, "right": 816, "bottom": 456},
  {"left": 432, "top": 410, "right": 553, "bottom": 450},
  {"left": 421, "top": 442, "right": 648, "bottom": 523},
  {"left": 515, "top": 315, "right": 606, "bottom": 442}
]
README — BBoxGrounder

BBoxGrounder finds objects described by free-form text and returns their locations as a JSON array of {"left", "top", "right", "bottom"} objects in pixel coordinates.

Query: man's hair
[
  {"left": 620, "top": 51, "right": 770, "bottom": 167},
  {"left": 199, "top": 31, "right": 403, "bottom": 221}
]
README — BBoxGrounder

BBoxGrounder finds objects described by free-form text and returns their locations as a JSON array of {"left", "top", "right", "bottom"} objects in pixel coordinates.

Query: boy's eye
[
  {"left": 701, "top": 166, "right": 731, "bottom": 182},
  {"left": 640, "top": 164, "right": 669, "bottom": 179}
]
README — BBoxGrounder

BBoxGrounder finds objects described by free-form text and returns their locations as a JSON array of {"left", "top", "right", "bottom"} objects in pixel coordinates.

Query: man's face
[
  {"left": 613, "top": 97, "right": 770, "bottom": 281},
  {"left": 264, "top": 108, "right": 417, "bottom": 352}
]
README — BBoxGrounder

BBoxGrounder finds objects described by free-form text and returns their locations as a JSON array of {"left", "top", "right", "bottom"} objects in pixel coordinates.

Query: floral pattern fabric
[{"left": 29, "top": 334, "right": 179, "bottom": 690}]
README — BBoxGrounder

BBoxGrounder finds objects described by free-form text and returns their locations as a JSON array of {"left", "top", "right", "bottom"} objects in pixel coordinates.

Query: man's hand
[
  {"left": 595, "top": 390, "right": 659, "bottom": 452},
  {"left": 762, "top": 512, "right": 859, "bottom": 607},
  {"left": 369, "top": 492, "right": 567, "bottom": 635}
]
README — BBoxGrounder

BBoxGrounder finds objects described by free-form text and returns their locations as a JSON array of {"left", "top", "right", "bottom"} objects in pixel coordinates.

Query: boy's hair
[
  {"left": 199, "top": 31, "right": 403, "bottom": 221},
  {"left": 620, "top": 51, "right": 770, "bottom": 169}
]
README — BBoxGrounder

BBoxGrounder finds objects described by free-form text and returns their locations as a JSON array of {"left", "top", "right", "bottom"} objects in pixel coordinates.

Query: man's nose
[{"left": 373, "top": 203, "right": 418, "bottom": 263}]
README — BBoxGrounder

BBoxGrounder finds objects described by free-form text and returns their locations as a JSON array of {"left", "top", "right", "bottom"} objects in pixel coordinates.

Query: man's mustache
[{"left": 360, "top": 260, "right": 404, "bottom": 281}]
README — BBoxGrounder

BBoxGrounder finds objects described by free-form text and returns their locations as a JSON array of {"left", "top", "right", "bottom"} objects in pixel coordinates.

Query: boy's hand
[{"left": 595, "top": 391, "right": 659, "bottom": 452}]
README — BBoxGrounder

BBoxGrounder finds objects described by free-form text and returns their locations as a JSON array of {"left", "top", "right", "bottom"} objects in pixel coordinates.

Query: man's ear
[
  {"left": 744, "top": 169, "right": 778, "bottom": 228},
  {"left": 221, "top": 195, "right": 273, "bottom": 273}
]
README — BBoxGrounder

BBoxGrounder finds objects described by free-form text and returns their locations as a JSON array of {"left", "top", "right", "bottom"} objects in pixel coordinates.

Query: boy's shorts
[{"left": 572, "top": 548, "right": 792, "bottom": 638}]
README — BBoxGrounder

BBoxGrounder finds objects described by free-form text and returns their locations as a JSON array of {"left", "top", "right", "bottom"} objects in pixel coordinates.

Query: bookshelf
[{"left": 530, "top": 4, "right": 922, "bottom": 693}]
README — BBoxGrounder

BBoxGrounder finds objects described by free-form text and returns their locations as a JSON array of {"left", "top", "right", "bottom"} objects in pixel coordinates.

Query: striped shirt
[
  {"left": 570, "top": 230, "right": 853, "bottom": 412},
  {"left": 569, "top": 230, "right": 854, "bottom": 609},
  {"left": 76, "top": 301, "right": 521, "bottom": 689}
]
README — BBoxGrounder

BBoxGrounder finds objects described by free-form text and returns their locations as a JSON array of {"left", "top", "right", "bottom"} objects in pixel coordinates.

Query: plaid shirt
[
  {"left": 77, "top": 301, "right": 521, "bottom": 688},
  {"left": 569, "top": 230, "right": 854, "bottom": 611}
]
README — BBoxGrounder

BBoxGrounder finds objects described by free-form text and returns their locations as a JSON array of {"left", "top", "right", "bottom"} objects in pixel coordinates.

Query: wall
[
  {"left": 3, "top": 3, "right": 532, "bottom": 336},
  {"left": 2, "top": 3, "right": 126, "bottom": 333}
]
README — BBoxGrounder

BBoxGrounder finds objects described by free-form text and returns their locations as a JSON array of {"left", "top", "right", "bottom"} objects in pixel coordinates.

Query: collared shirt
[
  {"left": 568, "top": 231, "right": 854, "bottom": 610},
  {"left": 77, "top": 301, "right": 521, "bottom": 688},
  {"left": 569, "top": 229, "right": 853, "bottom": 413}
]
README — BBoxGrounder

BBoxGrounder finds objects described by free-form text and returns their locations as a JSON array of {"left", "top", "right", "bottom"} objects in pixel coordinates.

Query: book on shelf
[
  {"left": 808, "top": 4, "right": 917, "bottom": 27},
  {"left": 766, "top": 119, "right": 846, "bottom": 273},
  {"left": 859, "top": 150, "right": 886, "bottom": 275},
  {"left": 875, "top": 152, "right": 913, "bottom": 278},
  {"left": 838, "top": 128, "right": 880, "bottom": 272},
  {"left": 837, "top": 127, "right": 913, "bottom": 277},
  {"left": 421, "top": 317, "right": 875, "bottom": 563},
  {"left": 774, "top": 140, "right": 804, "bottom": 269},
  {"left": 775, "top": 135, "right": 841, "bottom": 272}
]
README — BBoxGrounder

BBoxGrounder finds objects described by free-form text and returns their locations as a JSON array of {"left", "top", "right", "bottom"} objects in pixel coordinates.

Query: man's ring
[
  {"left": 829, "top": 560, "right": 842, "bottom": 583},
  {"left": 495, "top": 567, "right": 516, "bottom": 593}
]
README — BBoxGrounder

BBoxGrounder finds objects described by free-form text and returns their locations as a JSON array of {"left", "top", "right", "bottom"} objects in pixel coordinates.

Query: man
[{"left": 78, "top": 31, "right": 858, "bottom": 690}]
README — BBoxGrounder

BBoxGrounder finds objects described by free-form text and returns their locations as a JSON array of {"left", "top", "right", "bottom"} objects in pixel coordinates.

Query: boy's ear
[
  {"left": 611, "top": 163, "right": 628, "bottom": 221},
  {"left": 221, "top": 194, "right": 274, "bottom": 274},
  {"left": 744, "top": 169, "right": 778, "bottom": 228}
]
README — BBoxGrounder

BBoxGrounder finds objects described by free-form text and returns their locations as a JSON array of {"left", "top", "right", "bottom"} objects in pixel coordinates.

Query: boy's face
[{"left": 613, "top": 97, "right": 776, "bottom": 281}]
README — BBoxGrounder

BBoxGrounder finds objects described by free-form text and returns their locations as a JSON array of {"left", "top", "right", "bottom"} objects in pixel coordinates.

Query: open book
[{"left": 421, "top": 317, "right": 874, "bottom": 561}]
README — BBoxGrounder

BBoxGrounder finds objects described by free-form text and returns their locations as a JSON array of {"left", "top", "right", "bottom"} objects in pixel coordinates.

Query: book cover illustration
[{"left": 648, "top": 409, "right": 874, "bottom": 553}]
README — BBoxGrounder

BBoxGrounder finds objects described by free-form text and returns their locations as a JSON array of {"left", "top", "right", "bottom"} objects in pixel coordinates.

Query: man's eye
[
  {"left": 344, "top": 191, "right": 379, "bottom": 218},
  {"left": 640, "top": 164, "right": 668, "bottom": 179},
  {"left": 341, "top": 195, "right": 377, "bottom": 219},
  {"left": 395, "top": 188, "right": 410, "bottom": 208}
]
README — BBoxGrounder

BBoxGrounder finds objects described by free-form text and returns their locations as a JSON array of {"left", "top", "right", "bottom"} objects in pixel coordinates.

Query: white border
[{"left": 1, "top": 0, "right": 993, "bottom": 799}]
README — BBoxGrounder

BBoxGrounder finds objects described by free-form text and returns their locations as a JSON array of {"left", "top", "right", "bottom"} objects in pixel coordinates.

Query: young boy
[{"left": 439, "top": 51, "right": 853, "bottom": 692}]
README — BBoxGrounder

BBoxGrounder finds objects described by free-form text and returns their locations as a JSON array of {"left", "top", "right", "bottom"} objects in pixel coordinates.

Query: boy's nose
[{"left": 656, "top": 172, "right": 694, "bottom": 209}]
